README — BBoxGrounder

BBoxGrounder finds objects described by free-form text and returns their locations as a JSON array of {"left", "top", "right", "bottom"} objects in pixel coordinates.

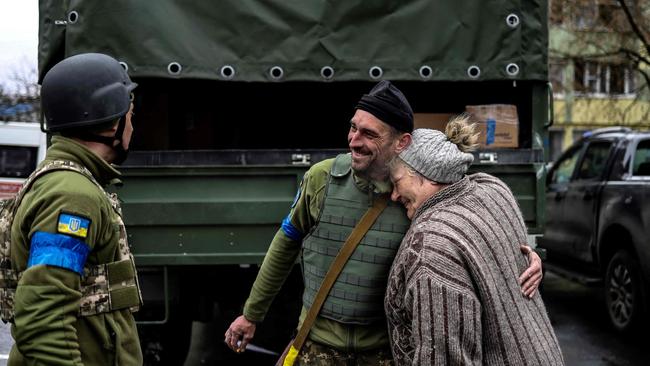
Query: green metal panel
[
  {"left": 39, "top": 0, "right": 548, "bottom": 82},
  {"left": 114, "top": 166, "right": 307, "bottom": 265},
  {"left": 118, "top": 160, "right": 544, "bottom": 266}
]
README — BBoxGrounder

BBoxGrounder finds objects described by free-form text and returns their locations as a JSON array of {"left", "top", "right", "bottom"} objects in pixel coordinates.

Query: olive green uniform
[
  {"left": 244, "top": 155, "right": 406, "bottom": 363},
  {"left": 9, "top": 136, "right": 142, "bottom": 365}
]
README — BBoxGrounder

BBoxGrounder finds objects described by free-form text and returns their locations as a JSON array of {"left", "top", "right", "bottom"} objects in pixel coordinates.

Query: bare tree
[
  {"left": 0, "top": 58, "right": 40, "bottom": 123},
  {"left": 550, "top": 0, "right": 650, "bottom": 125}
]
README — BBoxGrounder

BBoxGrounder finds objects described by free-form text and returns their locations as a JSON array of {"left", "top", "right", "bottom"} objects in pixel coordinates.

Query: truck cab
[{"left": 0, "top": 122, "right": 47, "bottom": 199}]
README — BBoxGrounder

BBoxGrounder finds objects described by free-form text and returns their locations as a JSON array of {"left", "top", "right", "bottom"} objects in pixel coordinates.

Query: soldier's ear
[{"left": 395, "top": 133, "right": 412, "bottom": 153}]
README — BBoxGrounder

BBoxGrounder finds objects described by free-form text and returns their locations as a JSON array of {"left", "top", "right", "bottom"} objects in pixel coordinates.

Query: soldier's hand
[
  {"left": 519, "top": 245, "right": 543, "bottom": 298},
  {"left": 225, "top": 315, "right": 256, "bottom": 353}
]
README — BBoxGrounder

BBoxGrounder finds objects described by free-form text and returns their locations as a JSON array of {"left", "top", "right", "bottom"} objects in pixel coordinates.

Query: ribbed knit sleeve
[{"left": 408, "top": 267, "right": 482, "bottom": 365}]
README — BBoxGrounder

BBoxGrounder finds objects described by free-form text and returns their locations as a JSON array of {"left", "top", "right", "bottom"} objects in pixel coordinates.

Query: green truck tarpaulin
[{"left": 39, "top": 0, "right": 547, "bottom": 82}]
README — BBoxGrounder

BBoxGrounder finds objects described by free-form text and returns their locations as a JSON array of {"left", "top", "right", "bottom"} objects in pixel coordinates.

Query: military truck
[{"left": 38, "top": 1, "right": 550, "bottom": 363}]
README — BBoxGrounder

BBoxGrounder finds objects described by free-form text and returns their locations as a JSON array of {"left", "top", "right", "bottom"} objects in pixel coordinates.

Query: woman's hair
[{"left": 445, "top": 113, "right": 480, "bottom": 153}]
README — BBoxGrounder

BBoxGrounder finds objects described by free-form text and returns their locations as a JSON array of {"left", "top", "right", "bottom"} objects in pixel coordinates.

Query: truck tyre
[{"left": 605, "top": 250, "right": 645, "bottom": 333}]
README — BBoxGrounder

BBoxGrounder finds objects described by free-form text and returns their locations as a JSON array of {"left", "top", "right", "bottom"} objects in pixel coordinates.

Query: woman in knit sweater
[{"left": 384, "top": 115, "right": 564, "bottom": 365}]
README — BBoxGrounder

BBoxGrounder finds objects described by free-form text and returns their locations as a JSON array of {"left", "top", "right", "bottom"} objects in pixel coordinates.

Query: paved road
[
  {"left": 0, "top": 273, "right": 647, "bottom": 365},
  {"left": 543, "top": 272, "right": 647, "bottom": 365}
]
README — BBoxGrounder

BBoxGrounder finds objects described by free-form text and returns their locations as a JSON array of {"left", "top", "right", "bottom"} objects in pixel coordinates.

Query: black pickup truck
[{"left": 541, "top": 127, "right": 650, "bottom": 333}]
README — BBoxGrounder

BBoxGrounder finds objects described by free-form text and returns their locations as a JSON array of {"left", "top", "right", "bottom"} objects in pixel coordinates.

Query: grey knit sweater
[{"left": 385, "top": 173, "right": 564, "bottom": 365}]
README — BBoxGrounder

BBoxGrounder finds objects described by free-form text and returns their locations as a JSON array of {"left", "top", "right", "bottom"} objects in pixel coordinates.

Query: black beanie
[{"left": 356, "top": 80, "right": 414, "bottom": 133}]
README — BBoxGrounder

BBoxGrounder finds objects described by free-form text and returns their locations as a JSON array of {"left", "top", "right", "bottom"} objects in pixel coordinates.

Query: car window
[
  {"left": 551, "top": 147, "right": 581, "bottom": 185},
  {"left": 632, "top": 139, "right": 650, "bottom": 176},
  {"left": 576, "top": 141, "right": 612, "bottom": 180}
]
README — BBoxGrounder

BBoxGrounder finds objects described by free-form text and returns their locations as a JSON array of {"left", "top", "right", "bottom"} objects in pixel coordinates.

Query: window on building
[
  {"left": 572, "top": 0, "right": 598, "bottom": 29},
  {"left": 568, "top": 0, "right": 631, "bottom": 31},
  {"left": 574, "top": 60, "right": 636, "bottom": 96}
]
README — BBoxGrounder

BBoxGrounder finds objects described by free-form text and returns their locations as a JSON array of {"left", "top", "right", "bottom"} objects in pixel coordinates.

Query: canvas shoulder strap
[{"left": 282, "top": 194, "right": 389, "bottom": 366}]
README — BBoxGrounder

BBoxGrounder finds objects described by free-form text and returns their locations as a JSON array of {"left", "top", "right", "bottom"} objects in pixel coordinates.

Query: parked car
[
  {"left": 0, "top": 122, "right": 47, "bottom": 199},
  {"left": 540, "top": 126, "right": 650, "bottom": 333}
]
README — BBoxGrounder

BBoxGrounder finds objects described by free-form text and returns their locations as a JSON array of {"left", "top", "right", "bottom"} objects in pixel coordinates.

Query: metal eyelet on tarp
[
  {"left": 270, "top": 66, "right": 284, "bottom": 80},
  {"left": 167, "top": 62, "right": 182, "bottom": 75},
  {"left": 506, "top": 14, "right": 520, "bottom": 28},
  {"left": 419, "top": 66, "right": 433, "bottom": 79},
  {"left": 119, "top": 62, "right": 129, "bottom": 72},
  {"left": 320, "top": 66, "right": 334, "bottom": 80},
  {"left": 68, "top": 11, "right": 79, "bottom": 24},
  {"left": 506, "top": 63, "right": 520, "bottom": 77},
  {"left": 369, "top": 66, "right": 383, "bottom": 79},
  {"left": 220, "top": 65, "right": 235, "bottom": 80},
  {"left": 467, "top": 65, "right": 481, "bottom": 79}
]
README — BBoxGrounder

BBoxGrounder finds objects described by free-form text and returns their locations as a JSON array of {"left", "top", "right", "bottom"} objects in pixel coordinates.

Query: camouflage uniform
[
  {"left": 296, "top": 340, "right": 393, "bottom": 366},
  {"left": 8, "top": 136, "right": 142, "bottom": 365}
]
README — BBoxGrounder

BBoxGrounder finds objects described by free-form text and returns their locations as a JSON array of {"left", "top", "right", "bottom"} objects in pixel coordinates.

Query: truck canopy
[
  {"left": 39, "top": 0, "right": 547, "bottom": 82},
  {"left": 37, "top": 1, "right": 549, "bottom": 265}
]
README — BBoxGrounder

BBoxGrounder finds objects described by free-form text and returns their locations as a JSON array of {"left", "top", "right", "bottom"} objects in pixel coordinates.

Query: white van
[{"left": 0, "top": 122, "right": 47, "bottom": 199}]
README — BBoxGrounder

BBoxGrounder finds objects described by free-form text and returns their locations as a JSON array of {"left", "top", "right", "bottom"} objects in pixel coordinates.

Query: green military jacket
[
  {"left": 243, "top": 155, "right": 400, "bottom": 352},
  {"left": 9, "top": 136, "right": 142, "bottom": 365}
]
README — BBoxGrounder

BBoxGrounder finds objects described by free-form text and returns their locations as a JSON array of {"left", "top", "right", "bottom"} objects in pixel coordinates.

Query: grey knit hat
[{"left": 399, "top": 128, "right": 474, "bottom": 184}]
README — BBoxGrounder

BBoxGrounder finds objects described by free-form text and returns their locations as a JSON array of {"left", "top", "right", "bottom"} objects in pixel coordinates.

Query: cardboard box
[
  {"left": 413, "top": 113, "right": 456, "bottom": 132},
  {"left": 465, "top": 104, "right": 519, "bottom": 148}
]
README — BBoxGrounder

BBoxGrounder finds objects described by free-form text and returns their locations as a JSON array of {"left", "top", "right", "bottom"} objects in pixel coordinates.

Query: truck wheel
[{"left": 605, "top": 250, "right": 645, "bottom": 333}]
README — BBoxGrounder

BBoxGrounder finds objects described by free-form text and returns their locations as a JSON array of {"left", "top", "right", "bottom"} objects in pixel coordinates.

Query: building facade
[{"left": 548, "top": 0, "right": 650, "bottom": 160}]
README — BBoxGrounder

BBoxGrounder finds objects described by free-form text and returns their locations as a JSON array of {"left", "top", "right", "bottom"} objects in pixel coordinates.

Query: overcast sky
[{"left": 0, "top": 1, "right": 38, "bottom": 93}]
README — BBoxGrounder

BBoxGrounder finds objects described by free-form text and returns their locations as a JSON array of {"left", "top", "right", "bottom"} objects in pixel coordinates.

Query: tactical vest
[
  {"left": 0, "top": 160, "right": 143, "bottom": 323},
  {"left": 301, "top": 154, "right": 410, "bottom": 325}
]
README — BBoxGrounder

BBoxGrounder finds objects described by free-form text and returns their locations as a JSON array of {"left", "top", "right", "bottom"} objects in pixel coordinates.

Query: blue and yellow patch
[{"left": 57, "top": 212, "right": 91, "bottom": 239}]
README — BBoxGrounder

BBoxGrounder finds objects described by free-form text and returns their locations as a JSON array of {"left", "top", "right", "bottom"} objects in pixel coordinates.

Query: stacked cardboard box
[
  {"left": 465, "top": 104, "right": 519, "bottom": 148},
  {"left": 413, "top": 105, "right": 519, "bottom": 149}
]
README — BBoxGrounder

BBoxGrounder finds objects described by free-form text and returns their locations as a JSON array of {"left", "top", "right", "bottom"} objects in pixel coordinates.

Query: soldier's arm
[
  {"left": 226, "top": 161, "right": 330, "bottom": 352},
  {"left": 243, "top": 164, "right": 327, "bottom": 322},
  {"left": 13, "top": 186, "right": 101, "bottom": 365}
]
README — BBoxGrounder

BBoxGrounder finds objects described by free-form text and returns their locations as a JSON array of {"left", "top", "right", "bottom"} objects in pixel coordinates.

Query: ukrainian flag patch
[{"left": 57, "top": 212, "right": 91, "bottom": 239}]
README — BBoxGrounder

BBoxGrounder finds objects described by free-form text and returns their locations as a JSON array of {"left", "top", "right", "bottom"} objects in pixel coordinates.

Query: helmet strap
[{"left": 66, "top": 117, "right": 129, "bottom": 164}]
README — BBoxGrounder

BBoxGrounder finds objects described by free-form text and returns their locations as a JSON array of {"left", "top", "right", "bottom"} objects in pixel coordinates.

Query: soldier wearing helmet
[{"left": 8, "top": 53, "right": 143, "bottom": 365}]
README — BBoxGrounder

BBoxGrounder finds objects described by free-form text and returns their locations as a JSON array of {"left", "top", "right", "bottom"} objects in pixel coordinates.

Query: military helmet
[{"left": 41, "top": 53, "right": 137, "bottom": 132}]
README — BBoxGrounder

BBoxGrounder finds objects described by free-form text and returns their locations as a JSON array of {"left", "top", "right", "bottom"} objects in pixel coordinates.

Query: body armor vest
[
  {"left": 301, "top": 154, "right": 410, "bottom": 324},
  {"left": 0, "top": 160, "right": 142, "bottom": 323}
]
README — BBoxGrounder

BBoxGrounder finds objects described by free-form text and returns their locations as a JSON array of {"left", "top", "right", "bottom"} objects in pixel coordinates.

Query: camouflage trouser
[{"left": 296, "top": 340, "right": 394, "bottom": 366}]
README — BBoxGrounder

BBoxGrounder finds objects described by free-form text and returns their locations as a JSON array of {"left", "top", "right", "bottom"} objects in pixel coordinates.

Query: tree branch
[
  {"left": 619, "top": 47, "right": 650, "bottom": 67},
  {"left": 617, "top": 0, "right": 650, "bottom": 56}
]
